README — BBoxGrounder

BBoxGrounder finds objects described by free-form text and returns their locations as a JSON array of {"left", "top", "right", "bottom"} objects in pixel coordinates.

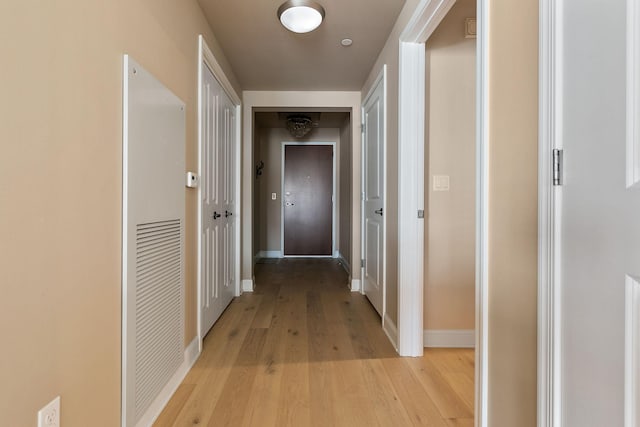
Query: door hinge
[
  {"left": 553, "top": 149, "right": 563, "bottom": 186},
  {"left": 361, "top": 259, "right": 365, "bottom": 268}
]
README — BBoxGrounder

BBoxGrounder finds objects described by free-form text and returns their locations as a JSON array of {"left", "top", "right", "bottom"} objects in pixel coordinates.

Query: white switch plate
[
  {"left": 38, "top": 396, "right": 60, "bottom": 427},
  {"left": 271, "top": 192, "right": 277, "bottom": 200},
  {"left": 433, "top": 175, "right": 450, "bottom": 191}
]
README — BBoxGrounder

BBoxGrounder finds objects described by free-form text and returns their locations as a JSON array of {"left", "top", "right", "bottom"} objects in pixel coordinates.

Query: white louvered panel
[
  {"left": 123, "top": 56, "right": 185, "bottom": 427},
  {"left": 134, "top": 220, "right": 183, "bottom": 423}
]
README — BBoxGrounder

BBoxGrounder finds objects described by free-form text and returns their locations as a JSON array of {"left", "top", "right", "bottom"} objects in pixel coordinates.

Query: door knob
[
  {"left": 225, "top": 210, "right": 233, "bottom": 218},
  {"left": 375, "top": 208, "right": 383, "bottom": 216},
  {"left": 213, "top": 211, "right": 221, "bottom": 219}
]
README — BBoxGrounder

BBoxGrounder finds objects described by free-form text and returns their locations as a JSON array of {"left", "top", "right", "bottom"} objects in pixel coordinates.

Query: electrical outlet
[{"left": 38, "top": 396, "right": 60, "bottom": 427}]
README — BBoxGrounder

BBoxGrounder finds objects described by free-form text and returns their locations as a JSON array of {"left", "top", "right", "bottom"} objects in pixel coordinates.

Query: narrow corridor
[{"left": 155, "top": 259, "right": 474, "bottom": 426}]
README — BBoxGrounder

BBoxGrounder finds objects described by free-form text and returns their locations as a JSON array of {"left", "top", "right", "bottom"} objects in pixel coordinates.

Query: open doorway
[
  {"left": 252, "top": 111, "right": 352, "bottom": 267},
  {"left": 424, "top": 0, "right": 477, "bottom": 348}
]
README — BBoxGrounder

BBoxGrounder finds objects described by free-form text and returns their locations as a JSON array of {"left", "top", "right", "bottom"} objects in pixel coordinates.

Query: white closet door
[
  {"left": 559, "top": 1, "right": 640, "bottom": 426},
  {"left": 201, "top": 64, "right": 235, "bottom": 337},
  {"left": 362, "top": 74, "right": 386, "bottom": 316}
]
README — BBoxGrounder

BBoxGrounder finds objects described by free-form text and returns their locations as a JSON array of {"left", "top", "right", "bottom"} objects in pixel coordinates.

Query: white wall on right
[{"left": 424, "top": 0, "right": 476, "bottom": 331}]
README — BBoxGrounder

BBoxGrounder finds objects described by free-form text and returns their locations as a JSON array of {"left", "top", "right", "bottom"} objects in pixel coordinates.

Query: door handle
[
  {"left": 285, "top": 202, "right": 295, "bottom": 206},
  {"left": 225, "top": 210, "right": 233, "bottom": 218},
  {"left": 374, "top": 208, "right": 383, "bottom": 216},
  {"left": 213, "top": 211, "right": 221, "bottom": 219}
]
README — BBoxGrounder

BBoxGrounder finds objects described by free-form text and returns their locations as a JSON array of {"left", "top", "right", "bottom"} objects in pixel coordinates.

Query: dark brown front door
[{"left": 283, "top": 144, "right": 333, "bottom": 256}]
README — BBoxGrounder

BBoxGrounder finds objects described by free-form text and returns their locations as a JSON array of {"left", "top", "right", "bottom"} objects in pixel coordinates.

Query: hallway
[{"left": 154, "top": 259, "right": 474, "bottom": 426}]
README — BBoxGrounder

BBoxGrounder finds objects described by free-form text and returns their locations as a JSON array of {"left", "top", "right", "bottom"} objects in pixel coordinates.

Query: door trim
[
  {"left": 197, "top": 35, "right": 242, "bottom": 352},
  {"left": 280, "top": 142, "right": 337, "bottom": 257},
  {"left": 397, "top": 0, "right": 456, "bottom": 355},
  {"left": 397, "top": 0, "right": 487, "bottom": 426},
  {"left": 538, "top": 1, "right": 562, "bottom": 426},
  {"left": 361, "top": 65, "right": 387, "bottom": 322}
]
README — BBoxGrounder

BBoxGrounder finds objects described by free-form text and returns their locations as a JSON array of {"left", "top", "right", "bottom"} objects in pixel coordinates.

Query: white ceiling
[{"left": 198, "top": 0, "right": 406, "bottom": 91}]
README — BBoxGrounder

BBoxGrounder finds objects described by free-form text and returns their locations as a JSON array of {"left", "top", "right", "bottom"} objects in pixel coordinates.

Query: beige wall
[
  {"left": 424, "top": 0, "right": 476, "bottom": 330},
  {"left": 487, "top": 0, "right": 538, "bottom": 425},
  {"left": 339, "top": 116, "right": 353, "bottom": 268},
  {"left": 256, "top": 127, "right": 341, "bottom": 252},
  {"left": 0, "top": 1, "right": 239, "bottom": 425}
]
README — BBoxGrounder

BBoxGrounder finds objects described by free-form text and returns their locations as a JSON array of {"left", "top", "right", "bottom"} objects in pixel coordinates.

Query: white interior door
[
  {"left": 558, "top": 1, "right": 640, "bottom": 425},
  {"left": 201, "top": 64, "right": 236, "bottom": 337},
  {"left": 362, "top": 73, "right": 385, "bottom": 316}
]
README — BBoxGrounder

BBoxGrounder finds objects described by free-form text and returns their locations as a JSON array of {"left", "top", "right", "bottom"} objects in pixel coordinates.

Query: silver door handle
[
  {"left": 285, "top": 202, "right": 295, "bottom": 206},
  {"left": 375, "top": 208, "right": 383, "bottom": 216}
]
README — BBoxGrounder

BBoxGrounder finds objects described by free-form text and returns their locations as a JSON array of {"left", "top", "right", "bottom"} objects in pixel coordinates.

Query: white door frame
[
  {"left": 280, "top": 141, "right": 337, "bottom": 257},
  {"left": 197, "top": 35, "right": 242, "bottom": 352},
  {"left": 361, "top": 65, "right": 388, "bottom": 333},
  {"left": 538, "top": 0, "right": 562, "bottom": 425},
  {"left": 397, "top": 0, "right": 488, "bottom": 426}
]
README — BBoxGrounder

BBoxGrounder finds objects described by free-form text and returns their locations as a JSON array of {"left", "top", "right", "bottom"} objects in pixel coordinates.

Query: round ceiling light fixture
[{"left": 277, "top": 0, "right": 326, "bottom": 34}]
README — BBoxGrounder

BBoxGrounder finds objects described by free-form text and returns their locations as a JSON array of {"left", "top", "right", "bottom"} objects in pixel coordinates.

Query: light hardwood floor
[{"left": 155, "top": 259, "right": 474, "bottom": 427}]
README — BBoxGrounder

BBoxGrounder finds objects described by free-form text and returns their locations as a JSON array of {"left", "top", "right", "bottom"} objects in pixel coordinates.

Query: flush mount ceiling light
[{"left": 277, "top": 0, "right": 326, "bottom": 34}]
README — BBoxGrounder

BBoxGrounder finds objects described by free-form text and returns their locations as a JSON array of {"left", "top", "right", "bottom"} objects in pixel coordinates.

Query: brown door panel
[{"left": 284, "top": 145, "right": 333, "bottom": 256}]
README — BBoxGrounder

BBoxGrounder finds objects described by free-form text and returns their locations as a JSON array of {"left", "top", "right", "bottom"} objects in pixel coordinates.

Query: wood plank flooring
[{"left": 154, "top": 258, "right": 474, "bottom": 427}]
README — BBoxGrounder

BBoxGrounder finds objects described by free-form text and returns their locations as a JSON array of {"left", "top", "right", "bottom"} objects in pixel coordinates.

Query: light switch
[
  {"left": 271, "top": 192, "right": 277, "bottom": 200},
  {"left": 433, "top": 175, "right": 450, "bottom": 191}
]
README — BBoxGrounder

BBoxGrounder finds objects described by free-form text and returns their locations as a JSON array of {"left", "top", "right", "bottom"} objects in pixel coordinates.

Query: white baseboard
[
  {"left": 135, "top": 337, "right": 200, "bottom": 427},
  {"left": 383, "top": 313, "right": 398, "bottom": 351},
  {"left": 423, "top": 329, "right": 476, "bottom": 348},
  {"left": 335, "top": 251, "right": 351, "bottom": 275},
  {"left": 241, "top": 279, "right": 255, "bottom": 293},
  {"left": 257, "top": 250, "right": 282, "bottom": 258},
  {"left": 350, "top": 279, "right": 361, "bottom": 292}
]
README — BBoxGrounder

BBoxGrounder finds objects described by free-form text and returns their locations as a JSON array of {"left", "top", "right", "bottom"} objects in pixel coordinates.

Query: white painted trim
[
  {"left": 383, "top": 313, "right": 399, "bottom": 351},
  {"left": 424, "top": 330, "right": 475, "bottom": 348},
  {"left": 198, "top": 35, "right": 241, "bottom": 106},
  {"left": 398, "top": 0, "right": 457, "bottom": 359},
  {"left": 134, "top": 337, "right": 200, "bottom": 427},
  {"left": 626, "top": 275, "right": 640, "bottom": 427},
  {"left": 350, "top": 279, "right": 362, "bottom": 292},
  {"left": 398, "top": 40, "right": 425, "bottom": 357},
  {"left": 197, "top": 35, "right": 243, "bottom": 351},
  {"left": 475, "top": 1, "right": 490, "bottom": 425},
  {"left": 538, "top": 1, "right": 563, "bottom": 426},
  {"left": 280, "top": 142, "right": 337, "bottom": 257},
  {"left": 241, "top": 279, "right": 255, "bottom": 293},
  {"left": 257, "top": 250, "right": 283, "bottom": 259},
  {"left": 628, "top": 0, "right": 640, "bottom": 189},
  {"left": 361, "top": 65, "right": 388, "bottom": 317},
  {"left": 242, "top": 92, "right": 362, "bottom": 298},
  {"left": 401, "top": 0, "right": 457, "bottom": 42}
]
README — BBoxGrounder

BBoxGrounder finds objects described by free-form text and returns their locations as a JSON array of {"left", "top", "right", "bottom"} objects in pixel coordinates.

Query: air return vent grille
[{"left": 134, "top": 219, "right": 184, "bottom": 422}]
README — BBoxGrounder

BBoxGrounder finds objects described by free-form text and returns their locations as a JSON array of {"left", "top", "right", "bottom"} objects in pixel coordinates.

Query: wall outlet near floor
[{"left": 37, "top": 396, "right": 60, "bottom": 427}]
